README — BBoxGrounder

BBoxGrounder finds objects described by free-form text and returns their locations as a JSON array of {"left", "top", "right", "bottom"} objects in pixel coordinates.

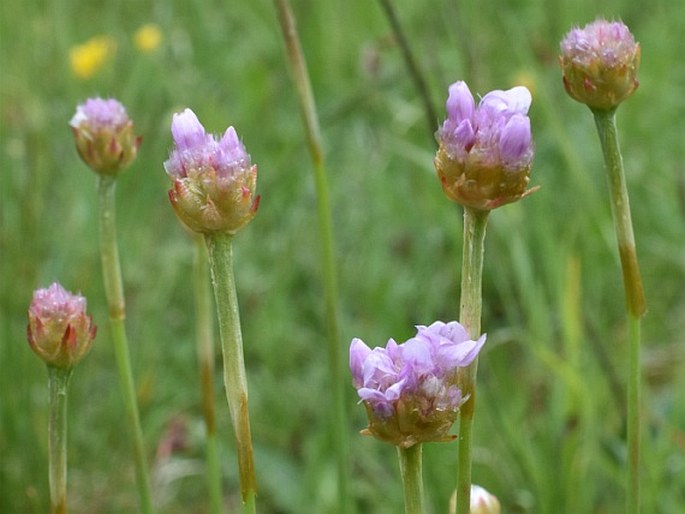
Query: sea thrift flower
[
  {"left": 434, "top": 81, "right": 536, "bottom": 210},
  {"left": 27, "top": 283, "right": 96, "bottom": 369},
  {"left": 349, "top": 321, "right": 486, "bottom": 448},
  {"left": 164, "top": 109, "right": 259, "bottom": 235},
  {"left": 560, "top": 19, "right": 640, "bottom": 110},
  {"left": 70, "top": 97, "right": 141, "bottom": 176},
  {"left": 69, "top": 36, "right": 116, "bottom": 80}
]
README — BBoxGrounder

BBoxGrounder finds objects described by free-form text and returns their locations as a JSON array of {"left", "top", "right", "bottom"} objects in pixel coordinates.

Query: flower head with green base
[
  {"left": 27, "top": 282, "right": 96, "bottom": 369},
  {"left": 560, "top": 19, "right": 640, "bottom": 110},
  {"left": 434, "top": 82, "right": 536, "bottom": 210},
  {"left": 70, "top": 97, "right": 141, "bottom": 176},
  {"left": 165, "top": 109, "right": 260, "bottom": 235},
  {"left": 350, "top": 321, "right": 485, "bottom": 448}
]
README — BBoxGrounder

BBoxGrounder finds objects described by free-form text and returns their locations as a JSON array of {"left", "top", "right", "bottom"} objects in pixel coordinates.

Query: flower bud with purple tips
[
  {"left": 27, "top": 283, "right": 97, "bottom": 369},
  {"left": 70, "top": 97, "right": 141, "bottom": 176},
  {"left": 349, "top": 321, "right": 485, "bottom": 448},
  {"left": 164, "top": 109, "right": 259, "bottom": 235},
  {"left": 560, "top": 19, "right": 640, "bottom": 110},
  {"left": 435, "top": 82, "right": 536, "bottom": 210}
]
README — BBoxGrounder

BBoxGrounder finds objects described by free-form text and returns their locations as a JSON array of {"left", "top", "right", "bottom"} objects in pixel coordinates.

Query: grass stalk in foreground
[
  {"left": 272, "top": 1, "right": 352, "bottom": 511},
  {"left": 456, "top": 207, "right": 489, "bottom": 514},
  {"left": 205, "top": 233, "right": 256, "bottom": 514},
  {"left": 48, "top": 366, "right": 72, "bottom": 514},
  {"left": 592, "top": 108, "right": 646, "bottom": 514},
  {"left": 97, "top": 176, "right": 154, "bottom": 514},
  {"left": 193, "top": 235, "right": 224, "bottom": 514},
  {"left": 398, "top": 444, "right": 425, "bottom": 514}
]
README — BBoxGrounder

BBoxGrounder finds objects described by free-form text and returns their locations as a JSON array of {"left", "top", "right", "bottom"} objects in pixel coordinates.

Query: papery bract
[
  {"left": 27, "top": 283, "right": 97, "bottom": 369},
  {"left": 164, "top": 109, "right": 259, "bottom": 235},
  {"left": 349, "top": 321, "right": 485, "bottom": 448},
  {"left": 435, "top": 82, "right": 536, "bottom": 210}
]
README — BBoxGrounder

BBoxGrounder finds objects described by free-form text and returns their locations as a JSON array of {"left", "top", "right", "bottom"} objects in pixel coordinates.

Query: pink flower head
[
  {"left": 349, "top": 321, "right": 485, "bottom": 448},
  {"left": 560, "top": 19, "right": 640, "bottom": 109},
  {"left": 70, "top": 97, "right": 140, "bottom": 176},
  {"left": 27, "top": 283, "right": 96, "bottom": 369},
  {"left": 164, "top": 109, "right": 259, "bottom": 235},
  {"left": 435, "top": 82, "right": 536, "bottom": 210}
]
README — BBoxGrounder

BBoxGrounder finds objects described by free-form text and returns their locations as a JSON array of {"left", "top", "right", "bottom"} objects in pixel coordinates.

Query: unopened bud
[{"left": 449, "top": 484, "right": 501, "bottom": 514}]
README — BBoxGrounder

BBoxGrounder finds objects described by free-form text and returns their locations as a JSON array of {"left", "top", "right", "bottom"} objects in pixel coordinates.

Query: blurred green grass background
[{"left": 1, "top": 0, "right": 684, "bottom": 512}]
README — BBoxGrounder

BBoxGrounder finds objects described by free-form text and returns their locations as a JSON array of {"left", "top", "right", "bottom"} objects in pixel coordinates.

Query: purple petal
[
  {"left": 446, "top": 81, "right": 475, "bottom": 125},
  {"left": 349, "top": 338, "right": 372, "bottom": 388},
  {"left": 436, "top": 333, "right": 487, "bottom": 369},
  {"left": 171, "top": 109, "right": 210, "bottom": 151},
  {"left": 499, "top": 114, "right": 532, "bottom": 163}
]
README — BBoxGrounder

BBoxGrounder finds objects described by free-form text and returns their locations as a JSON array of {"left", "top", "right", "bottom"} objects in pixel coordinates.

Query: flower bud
[
  {"left": 27, "top": 283, "right": 97, "bottom": 369},
  {"left": 450, "top": 485, "right": 501, "bottom": 514},
  {"left": 349, "top": 321, "right": 486, "bottom": 448},
  {"left": 70, "top": 97, "right": 141, "bottom": 176},
  {"left": 435, "top": 81, "right": 536, "bottom": 210},
  {"left": 560, "top": 19, "right": 640, "bottom": 110},
  {"left": 164, "top": 109, "right": 260, "bottom": 235}
]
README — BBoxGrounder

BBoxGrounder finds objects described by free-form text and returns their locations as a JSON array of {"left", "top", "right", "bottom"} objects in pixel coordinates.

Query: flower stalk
[
  {"left": 205, "top": 233, "right": 256, "bottom": 513},
  {"left": 194, "top": 235, "right": 223, "bottom": 514},
  {"left": 273, "top": 1, "right": 350, "bottom": 510},
  {"left": 592, "top": 108, "right": 645, "bottom": 514},
  {"left": 97, "top": 176, "right": 155, "bottom": 514},
  {"left": 397, "top": 444, "right": 425, "bottom": 514},
  {"left": 456, "top": 207, "right": 489, "bottom": 514},
  {"left": 48, "top": 366, "right": 72, "bottom": 514}
]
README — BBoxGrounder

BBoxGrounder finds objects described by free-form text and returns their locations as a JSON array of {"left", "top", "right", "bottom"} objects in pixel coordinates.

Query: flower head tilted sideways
[
  {"left": 70, "top": 97, "right": 140, "bottom": 177},
  {"left": 560, "top": 19, "right": 640, "bottom": 110},
  {"left": 164, "top": 109, "right": 260, "bottom": 235},
  {"left": 350, "top": 321, "right": 486, "bottom": 448},
  {"left": 434, "top": 81, "right": 536, "bottom": 210},
  {"left": 27, "top": 282, "right": 97, "bottom": 370}
]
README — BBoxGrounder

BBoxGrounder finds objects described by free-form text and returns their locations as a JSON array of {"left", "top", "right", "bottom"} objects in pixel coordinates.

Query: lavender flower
[
  {"left": 27, "top": 283, "right": 97, "bottom": 369},
  {"left": 349, "top": 321, "right": 486, "bottom": 448},
  {"left": 164, "top": 109, "right": 259, "bottom": 235},
  {"left": 434, "top": 81, "right": 536, "bottom": 210},
  {"left": 70, "top": 97, "right": 140, "bottom": 176},
  {"left": 560, "top": 19, "right": 640, "bottom": 110}
]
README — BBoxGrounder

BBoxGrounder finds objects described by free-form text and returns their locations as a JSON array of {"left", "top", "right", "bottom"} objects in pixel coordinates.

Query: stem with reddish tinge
[
  {"left": 205, "top": 233, "right": 256, "bottom": 514},
  {"left": 194, "top": 235, "right": 223, "bottom": 514},
  {"left": 456, "top": 207, "right": 489, "bottom": 514},
  {"left": 592, "top": 108, "right": 646, "bottom": 514}
]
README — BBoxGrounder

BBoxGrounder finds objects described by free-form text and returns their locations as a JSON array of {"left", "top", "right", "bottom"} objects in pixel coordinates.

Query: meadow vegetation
[{"left": 1, "top": 0, "right": 684, "bottom": 512}]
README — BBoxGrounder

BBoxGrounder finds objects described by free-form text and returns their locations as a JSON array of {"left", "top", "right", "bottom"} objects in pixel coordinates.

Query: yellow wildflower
[
  {"left": 70, "top": 36, "right": 116, "bottom": 80},
  {"left": 134, "top": 24, "right": 163, "bottom": 54}
]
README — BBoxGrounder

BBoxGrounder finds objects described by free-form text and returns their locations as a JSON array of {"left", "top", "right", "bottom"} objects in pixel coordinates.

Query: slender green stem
[
  {"left": 272, "top": 2, "right": 351, "bottom": 512},
  {"left": 193, "top": 236, "right": 223, "bottom": 514},
  {"left": 456, "top": 207, "right": 489, "bottom": 514},
  {"left": 97, "top": 176, "right": 154, "bottom": 514},
  {"left": 205, "top": 233, "right": 256, "bottom": 513},
  {"left": 376, "top": 0, "right": 438, "bottom": 144},
  {"left": 397, "top": 444, "right": 425, "bottom": 514},
  {"left": 592, "top": 108, "right": 646, "bottom": 514},
  {"left": 48, "top": 366, "right": 72, "bottom": 514}
]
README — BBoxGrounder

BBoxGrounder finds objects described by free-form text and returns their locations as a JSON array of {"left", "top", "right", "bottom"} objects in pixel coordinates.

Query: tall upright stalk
[
  {"left": 193, "top": 235, "right": 223, "bottom": 514},
  {"left": 97, "top": 176, "right": 154, "bottom": 514},
  {"left": 272, "top": 1, "right": 351, "bottom": 511},
  {"left": 592, "top": 108, "right": 646, "bottom": 514},
  {"left": 397, "top": 444, "right": 425, "bottom": 514},
  {"left": 48, "top": 366, "right": 72, "bottom": 514},
  {"left": 205, "top": 233, "right": 256, "bottom": 514},
  {"left": 455, "top": 207, "right": 489, "bottom": 514}
]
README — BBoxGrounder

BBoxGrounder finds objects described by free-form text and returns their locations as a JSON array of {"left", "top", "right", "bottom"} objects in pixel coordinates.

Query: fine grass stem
[
  {"left": 97, "top": 176, "right": 155, "bottom": 514},
  {"left": 205, "top": 233, "right": 256, "bottom": 514},
  {"left": 397, "top": 444, "right": 425, "bottom": 514},
  {"left": 272, "top": 1, "right": 352, "bottom": 512},
  {"left": 456, "top": 207, "right": 489, "bottom": 514},
  {"left": 592, "top": 108, "right": 646, "bottom": 514},
  {"left": 48, "top": 366, "right": 72, "bottom": 514},
  {"left": 193, "top": 235, "right": 223, "bottom": 514}
]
